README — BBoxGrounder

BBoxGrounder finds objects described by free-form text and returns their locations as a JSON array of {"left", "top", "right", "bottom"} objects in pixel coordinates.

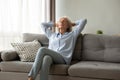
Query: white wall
[{"left": 56, "top": 0, "right": 120, "bottom": 35}]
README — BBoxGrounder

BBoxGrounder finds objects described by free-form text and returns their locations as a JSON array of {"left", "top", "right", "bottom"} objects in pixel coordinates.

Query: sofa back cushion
[
  {"left": 22, "top": 33, "right": 83, "bottom": 61},
  {"left": 82, "top": 34, "right": 120, "bottom": 62},
  {"left": 23, "top": 33, "right": 49, "bottom": 47}
]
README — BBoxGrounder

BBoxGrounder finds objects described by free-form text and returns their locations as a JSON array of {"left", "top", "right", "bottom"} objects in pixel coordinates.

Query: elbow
[
  {"left": 75, "top": 19, "right": 87, "bottom": 25},
  {"left": 41, "top": 22, "right": 46, "bottom": 26},
  {"left": 83, "top": 19, "right": 87, "bottom": 24}
]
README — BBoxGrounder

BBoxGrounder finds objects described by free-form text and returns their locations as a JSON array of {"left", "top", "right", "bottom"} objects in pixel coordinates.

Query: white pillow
[{"left": 11, "top": 40, "right": 41, "bottom": 62}]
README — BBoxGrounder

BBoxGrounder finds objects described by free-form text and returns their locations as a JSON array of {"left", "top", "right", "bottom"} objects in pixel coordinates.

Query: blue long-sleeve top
[{"left": 41, "top": 19, "right": 87, "bottom": 64}]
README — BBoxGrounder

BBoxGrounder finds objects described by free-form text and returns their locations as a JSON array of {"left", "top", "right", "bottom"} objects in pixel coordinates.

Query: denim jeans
[{"left": 28, "top": 47, "right": 65, "bottom": 80}]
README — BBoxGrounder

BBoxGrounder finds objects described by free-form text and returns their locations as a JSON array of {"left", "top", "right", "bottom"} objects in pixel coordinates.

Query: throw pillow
[
  {"left": 11, "top": 40, "right": 41, "bottom": 62},
  {"left": 1, "top": 50, "right": 19, "bottom": 61}
]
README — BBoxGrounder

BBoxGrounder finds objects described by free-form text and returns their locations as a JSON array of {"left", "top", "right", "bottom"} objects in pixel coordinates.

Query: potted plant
[{"left": 96, "top": 30, "right": 103, "bottom": 34}]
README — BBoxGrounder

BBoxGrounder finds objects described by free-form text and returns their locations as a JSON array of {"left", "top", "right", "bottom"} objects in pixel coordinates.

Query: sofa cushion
[
  {"left": 68, "top": 61, "right": 120, "bottom": 79},
  {"left": 82, "top": 34, "right": 120, "bottom": 62},
  {"left": 22, "top": 33, "right": 49, "bottom": 47},
  {"left": 1, "top": 50, "right": 19, "bottom": 61},
  {"left": 0, "top": 61, "right": 69, "bottom": 75}
]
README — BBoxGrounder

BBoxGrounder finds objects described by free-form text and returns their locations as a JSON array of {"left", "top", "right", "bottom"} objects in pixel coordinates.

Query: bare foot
[{"left": 28, "top": 77, "right": 33, "bottom": 80}]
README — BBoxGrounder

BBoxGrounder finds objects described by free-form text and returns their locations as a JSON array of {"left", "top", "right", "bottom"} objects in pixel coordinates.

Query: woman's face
[{"left": 57, "top": 17, "right": 69, "bottom": 30}]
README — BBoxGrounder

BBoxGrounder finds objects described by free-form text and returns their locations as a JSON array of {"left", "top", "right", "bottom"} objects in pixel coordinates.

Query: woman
[{"left": 28, "top": 16, "right": 87, "bottom": 80}]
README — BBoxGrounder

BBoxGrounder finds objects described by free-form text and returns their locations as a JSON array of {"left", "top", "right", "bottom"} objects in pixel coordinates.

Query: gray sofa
[{"left": 0, "top": 33, "right": 120, "bottom": 80}]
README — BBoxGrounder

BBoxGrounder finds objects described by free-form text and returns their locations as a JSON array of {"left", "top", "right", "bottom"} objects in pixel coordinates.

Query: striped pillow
[{"left": 11, "top": 40, "right": 41, "bottom": 62}]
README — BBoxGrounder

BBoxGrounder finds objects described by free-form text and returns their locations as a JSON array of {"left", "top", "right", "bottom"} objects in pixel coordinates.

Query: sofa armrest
[{"left": 1, "top": 50, "right": 19, "bottom": 61}]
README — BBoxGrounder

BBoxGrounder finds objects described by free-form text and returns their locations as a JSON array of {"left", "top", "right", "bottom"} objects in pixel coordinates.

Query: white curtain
[{"left": 0, "top": 0, "right": 46, "bottom": 50}]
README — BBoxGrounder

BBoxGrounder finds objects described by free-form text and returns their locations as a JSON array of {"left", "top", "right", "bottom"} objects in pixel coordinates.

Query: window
[{"left": 0, "top": 0, "right": 46, "bottom": 50}]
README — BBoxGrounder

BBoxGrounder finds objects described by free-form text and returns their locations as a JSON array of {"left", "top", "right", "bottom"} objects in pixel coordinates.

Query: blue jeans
[{"left": 28, "top": 47, "right": 65, "bottom": 80}]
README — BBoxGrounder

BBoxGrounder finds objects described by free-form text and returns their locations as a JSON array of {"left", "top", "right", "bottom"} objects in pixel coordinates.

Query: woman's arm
[
  {"left": 41, "top": 22, "right": 55, "bottom": 38},
  {"left": 73, "top": 19, "right": 87, "bottom": 37}
]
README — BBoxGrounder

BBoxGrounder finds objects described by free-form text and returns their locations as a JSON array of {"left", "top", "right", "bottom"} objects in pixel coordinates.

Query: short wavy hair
[{"left": 57, "top": 16, "right": 72, "bottom": 32}]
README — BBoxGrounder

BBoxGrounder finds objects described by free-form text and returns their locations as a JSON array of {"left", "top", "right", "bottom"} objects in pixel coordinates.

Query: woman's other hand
[{"left": 71, "top": 23, "right": 76, "bottom": 27}]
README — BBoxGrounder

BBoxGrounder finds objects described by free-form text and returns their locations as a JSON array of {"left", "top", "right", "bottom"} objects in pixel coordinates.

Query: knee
[
  {"left": 36, "top": 47, "right": 46, "bottom": 56},
  {"left": 43, "top": 55, "right": 53, "bottom": 64},
  {"left": 38, "top": 47, "right": 47, "bottom": 53}
]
